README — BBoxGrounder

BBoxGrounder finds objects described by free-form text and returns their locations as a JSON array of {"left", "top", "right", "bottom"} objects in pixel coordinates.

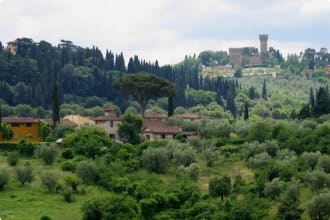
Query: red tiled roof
[
  {"left": 90, "top": 116, "right": 121, "bottom": 122},
  {"left": 174, "top": 113, "right": 209, "bottom": 119},
  {"left": 144, "top": 113, "right": 168, "bottom": 120},
  {"left": 142, "top": 120, "right": 181, "bottom": 134},
  {"left": 3, "top": 117, "right": 38, "bottom": 123}
]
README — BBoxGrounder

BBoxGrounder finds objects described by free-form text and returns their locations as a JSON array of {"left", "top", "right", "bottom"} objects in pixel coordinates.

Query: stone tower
[{"left": 259, "top": 34, "right": 268, "bottom": 54}]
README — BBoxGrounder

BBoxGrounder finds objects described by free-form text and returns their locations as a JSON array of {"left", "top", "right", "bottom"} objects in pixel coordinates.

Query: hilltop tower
[{"left": 259, "top": 34, "right": 268, "bottom": 54}]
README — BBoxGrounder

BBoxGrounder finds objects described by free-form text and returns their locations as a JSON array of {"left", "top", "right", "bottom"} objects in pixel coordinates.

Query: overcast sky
[{"left": 0, "top": 0, "right": 329, "bottom": 64}]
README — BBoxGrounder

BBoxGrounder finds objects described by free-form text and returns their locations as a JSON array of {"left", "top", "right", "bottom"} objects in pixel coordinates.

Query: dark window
[
  {"left": 162, "top": 134, "right": 166, "bottom": 139},
  {"left": 109, "top": 134, "right": 115, "bottom": 138},
  {"left": 146, "top": 135, "right": 150, "bottom": 140},
  {"left": 110, "top": 121, "right": 113, "bottom": 127},
  {"left": 26, "top": 123, "right": 32, "bottom": 127},
  {"left": 12, "top": 123, "right": 20, "bottom": 127}
]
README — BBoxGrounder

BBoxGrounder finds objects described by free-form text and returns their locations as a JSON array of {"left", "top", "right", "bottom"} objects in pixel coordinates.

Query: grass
[{"left": 0, "top": 154, "right": 109, "bottom": 220}]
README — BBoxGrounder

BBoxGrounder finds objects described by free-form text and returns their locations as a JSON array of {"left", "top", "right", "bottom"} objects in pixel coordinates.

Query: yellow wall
[{"left": 0, "top": 122, "right": 41, "bottom": 142}]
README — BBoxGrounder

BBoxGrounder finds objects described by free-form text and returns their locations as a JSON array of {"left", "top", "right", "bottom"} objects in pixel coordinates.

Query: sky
[{"left": 0, "top": 0, "right": 330, "bottom": 65}]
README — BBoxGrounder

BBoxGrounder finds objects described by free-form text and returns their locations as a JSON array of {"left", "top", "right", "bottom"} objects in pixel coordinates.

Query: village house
[
  {"left": 5, "top": 41, "right": 18, "bottom": 56},
  {"left": 63, "top": 115, "right": 95, "bottom": 128},
  {"left": 91, "top": 107, "right": 121, "bottom": 139},
  {"left": 141, "top": 120, "right": 182, "bottom": 141},
  {"left": 0, "top": 117, "right": 42, "bottom": 142}
]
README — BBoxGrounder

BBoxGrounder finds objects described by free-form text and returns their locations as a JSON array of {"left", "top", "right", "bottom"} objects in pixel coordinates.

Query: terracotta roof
[
  {"left": 142, "top": 120, "right": 181, "bottom": 134},
  {"left": 3, "top": 117, "right": 38, "bottom": 123},
  {"left": 144, "top": 113, "right": 168, "bottom": 120},
  {"left": 90, "top": 116, "right": 121, "bottom": 121},
  {"left": 174, "top": 113, "right": 209, "bottom": 120}
]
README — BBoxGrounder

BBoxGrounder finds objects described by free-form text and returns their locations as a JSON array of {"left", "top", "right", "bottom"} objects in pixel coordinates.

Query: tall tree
[
  {"left": 118, "top": 113, "right": 143, "bottom": 144},
  {"left": 168, "top": 96, "right": 174, "bottom": 117},
  {"left": 262, "top": 79, "right": 267, "bottom": 100},
  {"left": 244, "top": 101, "right": 249, "bottom": 121},
  {"left": 113, "top": 72, "right": 176, "bottom": 117},
  {"left": 309, "top": 87, "right": 315, "bottom": 107},
  {"left": 313, "top": 87, "right": 330, "bottom": 117},
  {"left": 51, "top": 81, "right": 60, "bottom": 128}
]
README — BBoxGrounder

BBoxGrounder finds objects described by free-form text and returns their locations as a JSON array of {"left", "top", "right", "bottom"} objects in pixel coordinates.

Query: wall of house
[
  {"left": 142, "top": 132, "right": 175, "bottom": 141},
  {"left": 95, "top": 120, "right": 120, "bottom": 139},
  {"left": 1, "top": 122, "right": 42, "bottom": 142}
]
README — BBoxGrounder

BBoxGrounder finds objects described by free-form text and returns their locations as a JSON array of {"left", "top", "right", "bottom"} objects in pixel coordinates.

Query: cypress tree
[
  {"left": 262, "top": 79, "right": 267, "bottom": 100},
  {"left": 309, "top": 87, "right": 315, "bottom": 107},
  {"left": 168, "top": 96, "right": 174, "bottom": 117},
  {"left": 51, "top": 80, "right": 60, "bottom": 129},
  {"left": 244, "top": 101, "right": 249, "bottom": 121},
  {"left": 0, "top": 102, "right": 2, "bottom": 128}
]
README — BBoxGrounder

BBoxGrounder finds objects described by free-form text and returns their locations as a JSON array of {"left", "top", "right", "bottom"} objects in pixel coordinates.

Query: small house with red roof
[{"left": 141, "top": 120, "right": 182, "bottom": 141}]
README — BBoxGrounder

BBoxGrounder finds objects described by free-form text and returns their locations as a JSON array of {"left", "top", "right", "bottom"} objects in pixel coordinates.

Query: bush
[
  {"left": 40, "top": 216, "right": 52, "bottom": 220},
  {"left": 64, "top": 175, "right": 80, "bottom": 192},
  {"left": 7, "top": 151, "right": 19, "bottom": 166},
  {"left": 36, "top": 144, "right": 57, "bottom": 165},
  {"left": 0, "top": 142, "right": 18, "bottom": 151},
  {"left": 248, "top": 152, "right": 271, "bottom": 169},
  {"left": 317, "top": 155, "right": 330, "bottom": 173},
  {"left": 204, "top": 149, "right": 218, "bottom": 167},
  {"left": 61, "top": 186, "right": 74, "bottom": 203},
  {"left": 264, "top": 178, "right": 286, "bottom": 200},
  {"left": 0, "top": 168, "right": 9, "bottom": 191},
  {"left": 76, "top": 160, "right": 98, "bottom": 184},
  {"left": 17, "top": 139, "right": 35, "bottom": 157},
  {"left": 172, "top": 147, "right": 196, "bottom": 167},
  {"left": 180, "top": 163, "right": 200, "bottom": 181},
  {"left": 209, "top": 175, "right": 231, "bottom": 200},
  {"left": 142, "top": 147, "right": 169, "bottom": 174},
  {"left": 62, "top": 148, "right": 74, "bottom": 159},
  {"left": 41, "top": 172, "right": 58, "bottom": 192},
  {"left": 16, "top": 163, "right": 34, "bottom": 186},
  {"left": 308, "top": 192, "right": 330, "bottom": 220},
  {"left": 61, "top": 160, "right": 77, "bottom": 172}
]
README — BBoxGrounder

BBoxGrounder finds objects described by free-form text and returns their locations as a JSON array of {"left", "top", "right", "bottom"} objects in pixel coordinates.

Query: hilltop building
[
  {"left": 5, "top": 41, "right": 18, "bottom": 56},
  {"left": 229, "top": 34, "right": 268, "bottom": 67}
]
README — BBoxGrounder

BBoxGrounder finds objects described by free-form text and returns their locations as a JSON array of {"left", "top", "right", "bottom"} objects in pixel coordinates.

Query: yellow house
[{"left": 0, "top": 117, "right": 42, "bottom": 142}]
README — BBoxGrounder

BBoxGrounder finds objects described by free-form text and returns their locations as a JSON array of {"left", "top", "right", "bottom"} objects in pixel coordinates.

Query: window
[
  {"left": 12, "top": 123, "right": 20, "bottom": 127},
  {"left": 109, "top": 134, "right": 115, "bottom": 139},
  {"left": 110, "top": 121, "right": 113, "bottom": 127},
  {"left": 26, "top": 123, "right": 32, "bottom": 127},
  {"left": 162, "top": 134, "right": 166, "bottom": 139},
  {"left": 146, "top": 135, "right": 150, "bottom": 140}
]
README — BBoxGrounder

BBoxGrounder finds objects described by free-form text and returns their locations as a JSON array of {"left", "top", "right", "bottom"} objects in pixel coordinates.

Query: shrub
[
  {"left": 0, "top": 142, "right": 18, "bottom": 151},
  {"left": 317, "top": 155, "right": 330, "bottom": 173},
  {"left": 16, "top": 163, "right": 34, "bottom": 186},
  {"left": 7, "top": 151, "right": 19, "bottom": 166},
  {"left": 41, "top": 172, "right": 58, "bottom": 192},
  {"left": 40, "top": 216, "right": 52, "bottom": 220},
  {"left": 61, "top": 160, "right": 77, "bottom": 172},
  {"left": 62, "top": 148, "right": 74, "bottom": 159},
  {"left": 308, "top": 192, "right": 330, "bottom": 220},
  {"left": 180, "top": 163, "right": 200, "bottom": 181},
  {"left": 209, "top": 175, "right": 231, "bottom": 200},
  {"left": 204, "top": 148, "right": 218, "bottom": 167},
  {"left": 0, "top": 168, "right": 9, "bottom": 191},
  {"left": 36, "top": 144, "right": 57, "bottom": 165},
  {"left": 264, "top": 178, "right": 286, "bottom": 200},
  {"left": 17, "top": 139, "right": 34, "bottom": 157},
  {"left": 76, "top": 160, "right": 98, "bottom": 184},
  {"left": 142, "top": 147, "right": 169, "bottom": 174},
  {"left": 172, "top": 147, "right": 196, "bottom": 167},
  {"left": 248, "top": 152, "right": 271, "bottom": 169},
  {"left": 64, "top": 175, "right": 80, "bottom": 192},
  {"left": 61, "top": 186, "right": 74, "bottom": 203}
]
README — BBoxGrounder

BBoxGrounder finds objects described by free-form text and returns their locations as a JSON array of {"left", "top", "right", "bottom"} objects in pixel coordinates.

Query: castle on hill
[{"left": 229, "top": 34, "right": 268, "bottom": 67}]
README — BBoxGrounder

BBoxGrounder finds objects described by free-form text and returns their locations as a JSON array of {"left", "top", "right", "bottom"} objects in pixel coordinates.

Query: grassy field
[{"left": 0, "top": 155, "right": 109, "bottom": 220}]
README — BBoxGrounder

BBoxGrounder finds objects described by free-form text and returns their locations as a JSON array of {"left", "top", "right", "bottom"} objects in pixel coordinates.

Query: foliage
[
  {"left": 36, "top": 144, "right": 57, "bottom": 165},
  {"left": 172, "top": 146, "right": 196, "bottom": 167},
  {"left": 209, "top": 175, "right": 231, "bottom": 200},
  {"left": 61, "top": 186, "right": 74, "bottom": 203},
  {"left": 308, "top": 192, "right": 330, "bottom": 220},
  {"left": 16, "top": 163, "right": 34, "bottom": 186},
  {"left": 17, "top": 139, "right": 35, "bottom": 157},
  {"left": 64, "top": 175, "right": 81, "bottom": 192},
  {"left": 113, "top": 72, "right": 176, "bottom": 117},
  {"left": 7, "top": 151, "right": 19, "bottom": 166},
  {"left": 0, "top": 142, "right": 18, "bottom": 151},
  {"left": 40, "top": 171, "right": 58, "bottom": 192},
  {"left": 62, "top": 148, "right": 74, "bottom": 159},
  {"left": 81, "top": 194, "right": 139, "bottom": 220},
  {"left": 264, "top": 178, "right": 286, "bottom": 200},
  {"left": 142, "top": 147, "right": 169, "bottom": 174},
  {"left": 0, "top": 168, "right": 9, "bottom": 191},
  {"left": 118, "top": 112, "right": 143, "bottom": 144},
  {"left": 63, "top": 127, "right": 112, "bottom": 158},
  {"left": 76, "top": 160, "right": 97, "bottom": 184}
]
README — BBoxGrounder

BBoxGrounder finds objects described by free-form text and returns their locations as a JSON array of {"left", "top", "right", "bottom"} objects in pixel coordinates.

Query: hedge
[{"left": 0, "top": 142, "right": 18, "bottom": 151}]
